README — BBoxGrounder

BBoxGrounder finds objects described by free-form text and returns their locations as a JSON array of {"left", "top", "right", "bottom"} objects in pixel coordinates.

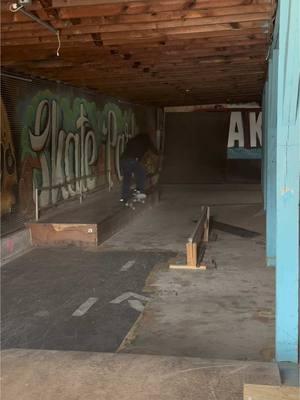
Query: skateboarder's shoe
[
  {"left": 133, "top": 191, "right": 147, "bottom": 200},
  {"left": 125, "top": 201, "right": 135, "bottom": 209}
]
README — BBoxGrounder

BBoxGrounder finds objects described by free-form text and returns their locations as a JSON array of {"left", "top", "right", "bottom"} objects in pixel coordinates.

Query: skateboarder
[{"left": 120, "top": 133, "right": 158, "bottom": 205}]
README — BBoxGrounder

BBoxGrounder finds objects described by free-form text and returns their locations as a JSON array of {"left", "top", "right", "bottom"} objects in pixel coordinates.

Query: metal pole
[
  {"left": 79, "top": 180, "right": 83, "bottom": 204},
  {"left": 108, "top": 170, "right": 112, "bottom": 192},
  {"left": 19, "top": 8, "right": 58, "bottom": 35},
  {"left": 35, "top": 188, "right": 39, "bottom": 221}
]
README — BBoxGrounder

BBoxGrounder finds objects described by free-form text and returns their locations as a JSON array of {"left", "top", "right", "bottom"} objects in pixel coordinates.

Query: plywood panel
[
  {"left": 244, "top": 384, "right": 300, "bottom": 400},
  {"left": 28, "top": 223, "right": 98, "bottom": 247}
]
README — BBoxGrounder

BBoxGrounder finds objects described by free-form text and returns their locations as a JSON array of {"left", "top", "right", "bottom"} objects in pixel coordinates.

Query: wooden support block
[
  {"left": 169, "top": 264, "right": 207, "bottom": 270},
  {"left": 186, "top": 242, "right": 194, "bottom": 266},
  {"left": 180, "top": 206, "right": 210, "bottom": 271},
  {"left": 203, "top": 207, "right": 210, "bottom": 242},
  {"left": 244, "top": 384, "right": 299, "bottom": 400},
  {"left": 191, "top": 242, "right": 197, "bottom": 266}
]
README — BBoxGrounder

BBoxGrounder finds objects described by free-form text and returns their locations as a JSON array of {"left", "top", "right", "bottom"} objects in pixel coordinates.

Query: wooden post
[
  {"left": 171, "top": 207, "right": 209, "bottom": 270},
  {"left": 186, "top": 242, "right": 195, "bottom": 266},
  {"left": 203, "top": 207, "right": 210, "bottom": 243},
  {"left": 191, "top": 242, "right": 197, "bottom": 266}
]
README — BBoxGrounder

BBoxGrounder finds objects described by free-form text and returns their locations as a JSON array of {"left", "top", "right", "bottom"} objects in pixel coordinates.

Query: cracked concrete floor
[
  {"left": 121, "top": 230, "right": 275, "bottom": 361},
  {"left": 104, "top": 186, "right": 275, "bottom": 361}
]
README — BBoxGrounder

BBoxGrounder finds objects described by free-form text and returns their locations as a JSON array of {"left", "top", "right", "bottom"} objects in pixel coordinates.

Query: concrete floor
[
  {"left": 120, "top": 230, "right": 274, "bottom": 361},
  {"left": 1, "top": 184, "right": 284, "bottom": 398},
  {"left": 103, "top": 184, "right": 263, "bottom": 252},
  {"left": 1, "top": 248, "right": 172, "bottom": 352},
  {"left": 1, "top": 185, "right": 274, "bottom": 362},
  {"left": 103, "top": 185, "right": 275, "bottom": 361},
  {"left": 2, "top": 349, "right": 281, "bottom": 400}
]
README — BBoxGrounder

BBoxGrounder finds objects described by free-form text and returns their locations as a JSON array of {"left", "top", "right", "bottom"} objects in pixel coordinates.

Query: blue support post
[
  {"left": 275, "top": 0, "right": 300, "bottom": 362},
  {"left": 262, "top": 84, "right": 268, "bottom": 209},
  {"left": 266, "top": 54, "right": 278, "bottom": 268}
]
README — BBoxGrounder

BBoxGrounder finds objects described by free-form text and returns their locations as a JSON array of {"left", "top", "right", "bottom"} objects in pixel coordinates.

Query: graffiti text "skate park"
[{"left": 30, "top": 100, "right": 97, "bottom": 207}]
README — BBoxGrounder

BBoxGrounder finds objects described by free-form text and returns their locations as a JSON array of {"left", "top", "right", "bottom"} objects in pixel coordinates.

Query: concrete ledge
[
  {"left": 1, "top": 229, "right": 32, "bottom": 265},
  {"left": 27, "top": 190, "right": 159, "bottom": 247},
  {"left": 2, "top": 349, "right": 281, "bottom": 400},
  {"left": 99, "top": 190, "right": 159, "bottom": 244}
]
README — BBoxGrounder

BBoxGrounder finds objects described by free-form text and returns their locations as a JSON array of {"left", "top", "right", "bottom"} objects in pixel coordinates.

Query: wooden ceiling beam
[
  {"left": 55, "top": 0, "right": 274, "bottom": 19},
  {"left": 1, "top": 11, "right": 39, "bottom": 24},
  {"left": 1, "top": 13, "right": 272, "bottom": 40},
  {"left": 2, "top": 40, "right": 267, "bottom": 67},
  {"left": 1, "top": 0, "right": 275, "bottom": 106},
  {"left": 61, "top": 81, "right": 265, "bottom": 92},
  {"left": 38, "top": 0, "right": 59, "bottom": 19},
  {"left": 103, "top": 28, "right": 269, "bottom": 45},
  {"left": 103, "top": 29, "right": 271, "bottom": 46},
  {"left": 1, "top": 4, "right": 273, "bottom": 32},
  {"left": 100, "top": 88, "right": 262, "bottom": 94},
  {"left": 33, "top": 67, "right": 265, "bottom": 80},
  {"left": 1, "top": 33, "right": 267, "bottom": 49},
  {"left": 100, "top": 21, "right": 270, "bottom": 42},
  {"left": 12, "top": 62, "right": 266, "bottom": 77},
  {"left": 2, "top": 46, "right": 267, "bottom": 67},
  {"left": 54, "top": 0, "right": 142, "bottom": 5},
  {"left": 59, "top": 73, "right": 266, "bottom": 84},
  {"left": 27, "top": 69, "right": 266, "bottom": 82},
  {"left": 82, "top": 4, "right": 273, "bottom": 25},
  {"left": 10, "top": 56, "right": 267, "bottom": 74},
  {"left": 19, "top": 61, "right": 267, "bottom": 80},
  {"left": 105, "top": 33, "right": 269, "bottom": 49},
  {"left": 2, "top": 25, "right": 270, "bottom": 47},
  {"left": 106, "top": 91, "right": 263, "bottom": 100},
  {"left": 3, "top": 43, "right": 268, "bottom": 66}
]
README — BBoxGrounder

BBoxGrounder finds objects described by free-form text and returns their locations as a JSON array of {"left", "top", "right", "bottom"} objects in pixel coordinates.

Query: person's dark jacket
[{"left": 121, "top": 134, "right": 158, "bottom": 161}]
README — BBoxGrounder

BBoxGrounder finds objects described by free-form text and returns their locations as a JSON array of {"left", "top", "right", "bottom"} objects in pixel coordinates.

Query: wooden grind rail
[{"left": 170, "top": 206, "right": 210, "bottom": 270}]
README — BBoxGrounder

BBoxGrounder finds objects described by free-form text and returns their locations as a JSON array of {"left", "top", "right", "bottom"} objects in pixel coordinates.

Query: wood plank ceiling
[{"left": 1, "top": 0, "right": 277, "bottom": 106}]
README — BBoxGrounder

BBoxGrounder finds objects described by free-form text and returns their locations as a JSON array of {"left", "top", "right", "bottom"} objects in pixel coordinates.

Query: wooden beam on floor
[{"left": 244, "top": 384, "right": 300, "bottom": 400}]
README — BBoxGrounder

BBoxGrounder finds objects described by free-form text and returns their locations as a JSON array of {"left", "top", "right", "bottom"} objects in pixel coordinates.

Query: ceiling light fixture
[{"left": 9, "top": 1, "right": 61, "bottom": 56}]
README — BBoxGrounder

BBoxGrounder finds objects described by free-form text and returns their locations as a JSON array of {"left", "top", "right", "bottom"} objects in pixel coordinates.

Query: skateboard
[{"left": 123, "top": 190, "right": 147, "bottom": 210}]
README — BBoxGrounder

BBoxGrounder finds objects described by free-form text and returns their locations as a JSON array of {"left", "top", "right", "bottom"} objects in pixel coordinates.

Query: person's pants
[{"left": 120, "top": 158, "right": 146, "bottom": 201}]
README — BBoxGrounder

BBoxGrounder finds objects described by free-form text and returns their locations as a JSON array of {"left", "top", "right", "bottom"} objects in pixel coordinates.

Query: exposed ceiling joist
[{"left": 1, "top": 0, "right": 276, "bottom": 106}]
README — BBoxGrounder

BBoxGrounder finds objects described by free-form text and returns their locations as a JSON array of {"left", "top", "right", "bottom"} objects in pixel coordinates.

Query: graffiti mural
[
  {"left": 1, "top": 98, "right": 18, "bottom": 216},
  {"left": 0, "top": 75, "right": 157, "bottom": 229},
  {"left": 227, "top": 111, "right": 262, "bottom": 159},
  {"left": 18, "top": 92, "right": 139, "bottom": 211}
]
